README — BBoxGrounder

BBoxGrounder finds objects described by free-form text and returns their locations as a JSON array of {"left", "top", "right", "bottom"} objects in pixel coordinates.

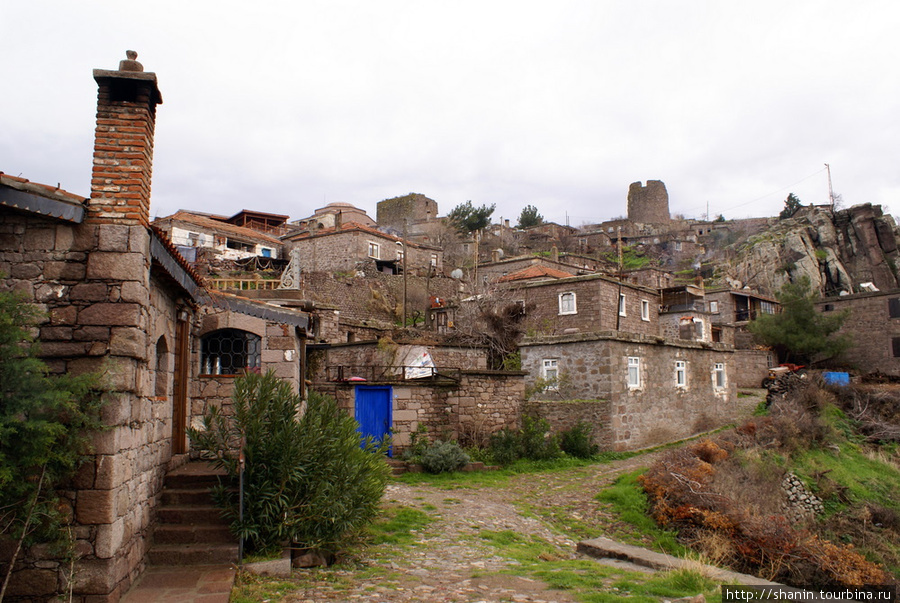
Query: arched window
[{"left": 200, "top": 329, "right": 261, "bottom": 375}]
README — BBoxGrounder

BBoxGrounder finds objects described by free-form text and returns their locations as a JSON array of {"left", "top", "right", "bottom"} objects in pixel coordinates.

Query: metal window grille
[{"left": 201, "top": 329, "right": 261, "bottom": 375}]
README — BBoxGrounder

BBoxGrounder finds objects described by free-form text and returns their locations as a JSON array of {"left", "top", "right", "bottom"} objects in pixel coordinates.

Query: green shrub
[
  {"left": 520, "top": 416, "right": 561, "bottom": 461},
  {"left": 559, "top": 421, "right": 599, "bottom": 459},
  {"left": 489, "top": 427, "right": 523, "bottom": 466},
  {"left": 188, "top": 372, "right": 390, "bottom": 556},
  {"left": 488, "top": 417, "right": 562, "bottom": 465},
  {"left": 420, "top": 440, "right": 470, "bottom": 473}
]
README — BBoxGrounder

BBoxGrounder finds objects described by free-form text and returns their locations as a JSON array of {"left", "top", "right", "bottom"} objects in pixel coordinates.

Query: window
[
  {"left": 759, "top": 301, "right": 777, "bottom": 315},
  {"left": 188, "top": 232, "right": 200, "bottom": 246},
  {"left": 542, "top": 359, "right": 559, "bottom": 390},
  {"left": 675, "top": 360, "right": 686, "bottom": 388},
  {"left": 713, "top": 362, "right": 726, "bottom": 389},
  {"left": 822, "top": 303, "right": 834, "bottom": 312},
  {"left": 261, "top": 248, "right": 272, "bottom": 258},
  {"left": 641, "top": 299, "right": 650, "bottom": 321},
  {"left": 889, "top": 298, "right": 900, "bottom": 318},
  {"left": 618, "top": 293, "right": 627, "bottom": 317},
  {"left": 154, "top": 336, "right": 169, "bottom": 398},
  {"left": 367, "top": 242, "right": 380, "bottom": 259},
  {"left": 396, "top": 248, "right": 405, "bottom": 261},
  {"left": 709, "top": 300, "right": 719, "bottom": 313},
  {"left": 559, "top": 292, "right": 577, "bottom": 315},
  {"left": 674, "top": 241, "right": 682, "bottom": 252},
  {"left": 893, "top": 337, "right": 900, "bottom": 358},
  {"left": 200, "top": 329, "right": 261, "bottom": 375},
  {"left": 627, "top": 357, "right": 641, "bottom": 389},
  {"left": 430, "top": 253, "right": 438, "bottom": 268}
]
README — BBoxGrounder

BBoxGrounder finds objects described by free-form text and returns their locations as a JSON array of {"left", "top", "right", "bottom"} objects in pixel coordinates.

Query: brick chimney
[{"left": 89, "top": 51, "right": 162, "bottom": 226}]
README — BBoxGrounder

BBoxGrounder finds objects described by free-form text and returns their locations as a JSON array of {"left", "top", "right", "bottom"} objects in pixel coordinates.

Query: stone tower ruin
[{"left": 627, "top": 180, "right": 670, "bottom": 224}]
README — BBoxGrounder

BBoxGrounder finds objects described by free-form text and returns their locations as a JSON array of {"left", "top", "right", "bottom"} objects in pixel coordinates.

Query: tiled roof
[
  {"left": 498, "top": 265, "right": 575, "bottom": 282},
  {"left": 0, "top": 171, "right": 87, "bottom": 222},
  {"left": 155, "top": 210, "right": 282, "bottom": 246},
  {"left": 149, "top": 225, "right": 205, "bottom": 291}
]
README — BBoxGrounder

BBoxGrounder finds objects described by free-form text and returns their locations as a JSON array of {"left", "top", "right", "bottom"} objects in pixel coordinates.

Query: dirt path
[{"left": 282, "top": 452, "right": 666, "bottom": 602}]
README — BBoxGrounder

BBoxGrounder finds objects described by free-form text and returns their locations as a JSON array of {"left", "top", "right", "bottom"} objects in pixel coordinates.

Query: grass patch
[
  {"left": 595, "top": 470, "right": 686, "bottom": 555},
  {"left": 476, "top": 529, "right": 720, "bottom": 603},
  {"left": 230, "top": 574, "right": 302, "bottom": 603},
  {"left": 366, "top": 506, "right": 433, "bottom": 546},
  {"left": 394, "top": 452, "right": 637, "bottom": 489}
]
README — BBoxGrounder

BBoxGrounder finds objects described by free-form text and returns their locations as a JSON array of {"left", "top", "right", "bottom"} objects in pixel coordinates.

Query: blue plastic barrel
[{"left": 823, "top": 372, "right": 850, "bottom": 386}]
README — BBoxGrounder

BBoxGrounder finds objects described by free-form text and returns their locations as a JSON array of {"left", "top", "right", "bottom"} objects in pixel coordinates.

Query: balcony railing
[{"left": 210, "top": 278, "right": 281, "bottom": 291}]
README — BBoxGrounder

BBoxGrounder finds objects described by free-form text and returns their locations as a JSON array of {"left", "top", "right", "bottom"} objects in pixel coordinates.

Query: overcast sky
[{"left": 2, "top": 1, "right": 898, "bottom": 227}]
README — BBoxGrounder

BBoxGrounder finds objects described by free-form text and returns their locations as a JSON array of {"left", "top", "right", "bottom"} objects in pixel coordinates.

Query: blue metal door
[{"left": 354, "top": 386, "right": 392, "bottom": 455}]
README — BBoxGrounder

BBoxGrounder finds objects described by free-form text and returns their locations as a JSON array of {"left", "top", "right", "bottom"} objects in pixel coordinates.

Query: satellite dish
[{"left": 450, "top": 269, "right": 464, "bottom": 280}]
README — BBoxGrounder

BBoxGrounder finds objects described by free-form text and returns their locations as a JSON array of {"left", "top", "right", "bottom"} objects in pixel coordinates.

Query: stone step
[
  {"left": 163, "top": 468, "right": 230, "bottom": 490},
  {"left": 157, "top": 505, "right": 229, "bottom": 525},
  {"left": 160, "top": 487, "right": 216, "bottom": 506},
  {"left": 153, "top": 524, "right": 234, "bottom": 545},
  {"left": 147, "top": 543, "right": 239, "bottom": 566}
]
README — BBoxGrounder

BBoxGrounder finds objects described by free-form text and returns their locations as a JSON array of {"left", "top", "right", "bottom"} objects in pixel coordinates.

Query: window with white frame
[
  {"left": 542, "top": 359, "right": 559, "bottom": 390},
  {"left": 430, "top": 253, "right": 438, "bottom": 267},
  {"left": 641, "top": 299, "right": 650, "bottom": 321},
  {"left": 674, "top": 241, "right": 682, "bottom": 251},
  {"left": 618, "top": 293, "right": 627, "bottom": 317},
  {"left": 559, "top": 291, "right": 577, "bottom": 315},
  {"left": 367, "top": 242, "right": 380, "bottom": 259},
  {"left": 709, "top": 300, "right": 719, "bottom": 313},
  {"left": 627, "top": 356, "right": 641, "bottom": 388},
  {"left": 675, "top": 360, "right": 687, "bottom": 387},
  {"left": 713, "top": 362, "right": 726, "bottom": 389}
]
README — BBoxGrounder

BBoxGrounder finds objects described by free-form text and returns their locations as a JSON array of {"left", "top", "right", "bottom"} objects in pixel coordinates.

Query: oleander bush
[{"left": 188, "top": 372, "right": 390, "bottom": 557}]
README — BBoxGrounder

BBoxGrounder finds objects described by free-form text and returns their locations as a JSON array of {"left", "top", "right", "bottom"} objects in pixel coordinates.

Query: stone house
[
  {"left": 282, "top": 221, "right": 443, "bottom": 276},
  {"left": 815, "top": 288, "right": 900, "bottom": 376},
  {"left": 291, "top": 201, "right": 376, "bottom": 233},
  {"left": 500, "top": 273, "right": 661, "bottom": 338},
  {"left": 705, "top": 287, "right": 778, "bottom": 348},
  {"left": 520, "top": 332, "right": 741, "bottom": 450},
  {"left": 310, "top": 341, "right": 523, "bottom": 451},
  {"left": 153, "top": 209, "right": 283, "bottom": 261},
  {"left": 0, "top": 54, "right": 308, "bottom": 601}
]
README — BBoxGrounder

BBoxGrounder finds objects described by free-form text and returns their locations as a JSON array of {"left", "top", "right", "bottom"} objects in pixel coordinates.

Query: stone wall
[
  {"left": 286, "top": 228, "right": 442, "bottom": 275},
  {"left": 816, "top": 289, "right": 900, "bottom": 376},
  {"left": 627, "top": 180, "right": 670, "bottom": 224},
  {"left": 315, "top": 370, "right": 524, "bottom": 453},
  {"left": 376, "top": 193, "right": 439, "bottom": 230},
  {"left": 733, "top": 349, "right": 774, "bottom": 387},
  {"left": 520, "top": 333, "right": 737, "bottom": 451},
  {"left": 509, "top": 275, "right": 659, "bottom": 338},
  {"left": 522, "top": 400, "right": 613, "bottom": 449}
]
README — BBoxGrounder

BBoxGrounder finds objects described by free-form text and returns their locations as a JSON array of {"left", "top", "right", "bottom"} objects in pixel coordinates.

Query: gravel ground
[{"left": 281, "top": 452, "right": 665, "bottom": 602}]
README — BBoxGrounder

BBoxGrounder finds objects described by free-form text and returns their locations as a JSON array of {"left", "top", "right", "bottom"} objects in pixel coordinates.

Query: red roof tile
[
  {"left": 498, "top": 265, "right": 576, "bottom": 282},
  {"left": 155, "top": 210, "right": 282, "bottom": 246}
]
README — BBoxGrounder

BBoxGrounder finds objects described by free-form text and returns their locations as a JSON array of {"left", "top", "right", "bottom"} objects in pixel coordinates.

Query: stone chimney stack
[{"left": 89, "top": 51, "right": 163, "bottom": 226}]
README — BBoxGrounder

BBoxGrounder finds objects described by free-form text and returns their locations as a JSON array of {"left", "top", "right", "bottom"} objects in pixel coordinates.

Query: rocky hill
[{"left": 718, "top": 204, "right": 900, "bottom": 296}]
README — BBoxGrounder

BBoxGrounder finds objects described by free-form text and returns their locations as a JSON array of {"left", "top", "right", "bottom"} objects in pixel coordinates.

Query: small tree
[
  {"left": 779, "top": 193, "right": 803, "bottom": 220},
  {"left": 188, "top": 372, "right": 389, "bottom": 556},
  {"left": 0, "top": 290, "right": 103, "bottom": 600},
  {"left": 447, "top": 201, "right": 495, "bottom": 235},
  {"left": 747, "top": 276, "right": 850, "bottom": 365},
  {"left": 516, "top": 205, "right": 543, "bottom": 229}
]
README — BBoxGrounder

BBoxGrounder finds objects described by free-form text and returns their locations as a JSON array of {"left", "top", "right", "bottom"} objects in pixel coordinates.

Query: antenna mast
[{"left": 825, "top": 163, "right": 835, "bottom": 209}]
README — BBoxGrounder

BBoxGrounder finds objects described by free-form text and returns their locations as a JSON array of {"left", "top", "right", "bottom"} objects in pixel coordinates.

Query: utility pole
[
  {"left": 825, "top": 163, "right": 835, "bottom": 210},
  {"left": 402, "top": 220, "right": 408, "bottom": 327}
]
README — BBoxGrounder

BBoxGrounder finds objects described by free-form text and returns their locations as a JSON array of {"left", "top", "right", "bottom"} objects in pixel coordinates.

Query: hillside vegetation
[{"left": 635, "top": 378, "right": 900, "bottom": 586}]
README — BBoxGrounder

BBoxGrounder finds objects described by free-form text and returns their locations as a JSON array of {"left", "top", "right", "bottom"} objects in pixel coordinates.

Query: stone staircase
[{"left": 148, "top": 462, "right": 239, "bottom": 565}]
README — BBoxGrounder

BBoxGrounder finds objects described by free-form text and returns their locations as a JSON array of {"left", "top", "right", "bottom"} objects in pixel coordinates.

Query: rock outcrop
[{"left": 725, "top": 204, "right": 900, "bottom": 296}]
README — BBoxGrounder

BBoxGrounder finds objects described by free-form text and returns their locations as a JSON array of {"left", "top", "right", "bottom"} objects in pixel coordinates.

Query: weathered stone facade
[
  {"left": 815, "top": 288, "right": 900, "bottom": 376},
  {"left": 318, "top": 371, "right": 524, "bottom": 452},
  {"left": 504, "top": 274, "right": 659, "bottom": 338},
  {"left": 284, "top": 223, "right": 443, "bottom": 275},
  {"left": 376, "top": 193, "right": 439, "bottom": 232},
  {"left": 627, "top": 180, "right": 670, "bottom": 224},
  {"left": 0, "top": 55, "right": 308, "bottom": 601},
  {"left": 520, "top": 332, "right": 741, "bottom": 450}
]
